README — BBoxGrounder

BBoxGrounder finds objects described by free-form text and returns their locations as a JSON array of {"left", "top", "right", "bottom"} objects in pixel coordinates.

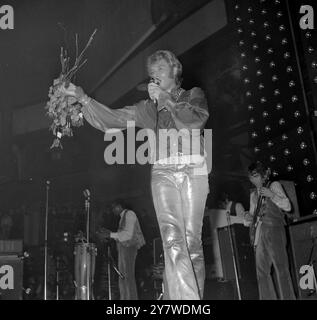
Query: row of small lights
[{"left": 235, "top": 0, "right": 317, "bottom": 208}]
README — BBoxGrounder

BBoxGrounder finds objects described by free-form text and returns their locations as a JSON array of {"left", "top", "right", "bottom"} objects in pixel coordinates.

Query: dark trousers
[
  {"left": 255, "top": 224, "right": 295, "bottom": 300},
  {"left": 117, "top": 243, "right": 138, "bottom": 300},
  {"left": 151, "top": 162, "right": 209, "bottom": 300}
]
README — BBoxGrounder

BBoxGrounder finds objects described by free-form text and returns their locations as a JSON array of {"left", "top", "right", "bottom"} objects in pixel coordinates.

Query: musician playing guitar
[{"left": 244, "top": 161, "right": 295, "bottom": 300}]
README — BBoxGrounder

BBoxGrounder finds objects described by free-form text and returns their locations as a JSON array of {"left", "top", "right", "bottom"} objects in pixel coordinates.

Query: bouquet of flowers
[{"left": 46, "top": 29, "right": 97, "bottom": 149}]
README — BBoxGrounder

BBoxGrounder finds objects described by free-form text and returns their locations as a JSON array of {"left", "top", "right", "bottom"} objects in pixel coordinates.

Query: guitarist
[{"left": 244, "top": 161, "right": 295, "bottom": 300}]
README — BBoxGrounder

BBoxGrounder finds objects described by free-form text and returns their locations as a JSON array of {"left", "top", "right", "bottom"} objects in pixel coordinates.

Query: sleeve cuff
[
  {"left": 79, "top": 94, "right": 91, "bottom": 106},
  {"left": 110, "top": 232, "right": 118, "bottom": 239}
]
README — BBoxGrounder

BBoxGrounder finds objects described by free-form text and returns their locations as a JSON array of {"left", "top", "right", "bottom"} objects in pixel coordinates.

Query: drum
[{"left": 74, "top": 242, "right": 97, "bottom": 300}]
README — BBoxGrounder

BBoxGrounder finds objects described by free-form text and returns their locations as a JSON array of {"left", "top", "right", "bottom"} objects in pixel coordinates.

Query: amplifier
[{"left": 288, "top": 217, "right": 317, "bottom": 300}]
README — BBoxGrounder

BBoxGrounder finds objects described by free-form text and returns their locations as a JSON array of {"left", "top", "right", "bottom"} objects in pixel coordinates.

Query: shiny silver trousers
[{"left": 151, "top": 162, "right": 209, "bottom": 300}]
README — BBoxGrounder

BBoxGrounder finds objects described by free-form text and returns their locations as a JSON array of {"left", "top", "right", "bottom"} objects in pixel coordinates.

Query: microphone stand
[
  {"left": 226, "top": 211, "right": 242, "bottom": 300},
  {"left": 105, "top": 240, "right": 124, "bottom": 300},
  {"left": 84, "top": 191, "right": 91, "bottom": 299},
  {"left": 44, "top": 180, "right": 50, "bottom": 300}
]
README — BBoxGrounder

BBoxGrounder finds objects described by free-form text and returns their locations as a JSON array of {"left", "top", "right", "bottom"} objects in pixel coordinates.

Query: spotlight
[
  {"left": 303, "top": 158, "right": 310, "bottom": 166},
  {"left": 297, "top": 127, "right": 304, "bottom": 134},
  {"left": 284, "top": 52, "right": 291, "bottom": 59},
  {"left": 281, "top": 38, "right": 288, "bottom": 45},
  {"left": 284, "top": 149, "right": 291, "bottom": 156},
  {"left": 272, "top": 75, "right": 278, "bottom": 82},
  {"left": 289, "top": 80, "right": 295, "bottom": 87},
  {"left": 286, "top": 165, "right": 293, "bottom": 172},
  {"left": 291, "top": 95, "right": 298, "bottom": 102},
  {"left": 276, "top": 103, "right": 283, "bottom": 110},
  {"left": 308, "top": 47, "right": 314, "bottom": 54},
  {"left": 279, "top": 118, "right": 285, "bottom": 125},
  {"left": 300, "top": 142, "right": 307, "bottom": 149},
  {"left": 265, "top": 125, "right": 271, "bottom": 132},
  {"left": 279, "top": 25, "right": 286, "bottom": 31},
  {"left": 305, "top": 32, "right": 312, "bottom": 38},
  {"left": 253, "top": 43, "right": 259, "bottom": 50},
  {"left": 272, "top": 171, "right": 279, "bottom": 177},
  {"left": 307, "top": 175, "right": 314, "bottom": 183}
]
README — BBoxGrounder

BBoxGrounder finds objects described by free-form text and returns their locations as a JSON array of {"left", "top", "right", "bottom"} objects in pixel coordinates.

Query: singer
[
  {"left": 244, "top": 161, "right": 295, "bottom": 299},
  {"left": 61, "top": 50, "right": 210, "bottom": 299}
]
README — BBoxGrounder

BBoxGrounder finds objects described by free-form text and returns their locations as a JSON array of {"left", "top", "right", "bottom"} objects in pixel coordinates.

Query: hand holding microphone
[{"left": 148, "top": 78, "right": 161, "bottom": 105}]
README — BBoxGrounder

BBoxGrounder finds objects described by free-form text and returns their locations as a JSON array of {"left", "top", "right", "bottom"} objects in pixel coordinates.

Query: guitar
[{"left": 249, "top": 168, "right": 271, "bottom": 249}]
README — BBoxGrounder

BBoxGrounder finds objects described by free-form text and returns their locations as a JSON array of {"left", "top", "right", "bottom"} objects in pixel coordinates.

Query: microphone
[
  {"left": 149, "top": 78, "right": 161, "bottom": 109},
  {"left": 83, "top": 189, "right": 90, "bottom": 198}
]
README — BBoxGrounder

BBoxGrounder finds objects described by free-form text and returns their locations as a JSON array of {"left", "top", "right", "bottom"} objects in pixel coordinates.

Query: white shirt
[{"left": 110, "top": 210, "right": 137, "bottom": 243}]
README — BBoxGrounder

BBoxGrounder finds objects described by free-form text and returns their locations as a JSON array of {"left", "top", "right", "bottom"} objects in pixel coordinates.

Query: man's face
[
  {"left": 112, "top": 204, "right": 122, "bottom": 216},
  {"left": 149, "top": 59, "right": 177, "bottom": 92},
  {"left": 248, "top": 171, "right": 263, "bottom": 188}
]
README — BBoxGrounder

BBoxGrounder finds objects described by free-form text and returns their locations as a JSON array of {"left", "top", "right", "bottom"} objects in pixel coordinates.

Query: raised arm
[{"left": 62, "top": 84, "right": 156, "bottom": 132}]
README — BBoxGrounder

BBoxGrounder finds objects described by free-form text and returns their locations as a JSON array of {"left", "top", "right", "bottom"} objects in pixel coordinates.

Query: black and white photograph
[{"left": 0, "top": 0, "right": 317, "bottom": 312}]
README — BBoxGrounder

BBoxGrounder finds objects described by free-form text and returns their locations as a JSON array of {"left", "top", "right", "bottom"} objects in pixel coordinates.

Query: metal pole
[
  {"left": 107, "top": 245, "right": 112, "bottom": 300},
  {"left": 85, "top": 196, "right": 90, "bottom": 299},
  {"left": 44, "top": 180, "right": 50, "bottom": 300},
  {"left": 226, "top": 211, "right": 242, "bottom": 300}
]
